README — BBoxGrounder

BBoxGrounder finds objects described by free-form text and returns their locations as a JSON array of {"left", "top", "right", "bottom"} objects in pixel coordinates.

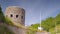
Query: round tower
[{"left": 5, "top": 6, "right": 25, "bottom": 26}]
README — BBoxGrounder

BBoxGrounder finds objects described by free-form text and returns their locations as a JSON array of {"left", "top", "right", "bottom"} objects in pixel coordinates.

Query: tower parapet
[
  {"left": 5, "top": 6, "right": 26, "bottom": 34},
  {"left": 5, "top": 6, "right": 25, "bottom": 25}
]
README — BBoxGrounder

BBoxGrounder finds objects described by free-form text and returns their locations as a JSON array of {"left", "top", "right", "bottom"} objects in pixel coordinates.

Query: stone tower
[
  {"left": 5, "top": 6, "right": 26, "bottom": 34},
  {"left": 5, "top": 6, "right": 25, "bottom": 25}
]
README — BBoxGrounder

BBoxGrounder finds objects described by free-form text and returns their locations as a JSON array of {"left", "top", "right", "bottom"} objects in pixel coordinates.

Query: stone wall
[
  {"left": 7, "top": 25, "right": 26, "bottom": 34},
  {"left": 5, "top": 6, "right": 25, "bottom": 25},
  {"left": 5, "top": 6, "right": 26, "bottom": 34}
]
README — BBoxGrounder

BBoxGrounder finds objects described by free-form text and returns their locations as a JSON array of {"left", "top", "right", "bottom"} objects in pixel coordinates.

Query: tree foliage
[
  {"left": 0, "top": 6, "right": 14, "bottom": 34},
  {"left": 29, "top": 13, "right": 60, "bottom": 32},
  {"left": 0, "top": 6, "right": 5, "bottom": 22},
  {"left": 41, "top": 17, "right": 56, "bottom": 31},
  {"left": 41, "top": 14, "right": 60, "bottom": 31}
]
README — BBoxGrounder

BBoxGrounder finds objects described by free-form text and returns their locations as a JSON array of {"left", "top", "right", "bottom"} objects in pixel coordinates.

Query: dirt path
[{"left": 36, "top": 32, "right": 50, "bottom": 34}]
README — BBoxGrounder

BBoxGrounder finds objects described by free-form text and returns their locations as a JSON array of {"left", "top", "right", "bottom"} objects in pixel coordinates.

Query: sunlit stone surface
[{"left": 5, "top": 6, "right": 26, "bottom": 34}]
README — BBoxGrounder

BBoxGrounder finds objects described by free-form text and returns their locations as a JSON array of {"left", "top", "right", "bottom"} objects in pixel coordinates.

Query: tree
[
  {"left": 28, "top": 13, "right": 60, "bottom": 33},
  {"left": 0, "top": 5, "right": 5, "bottom": 22},
  {"left": 0, "top": 5, "right": 14, "bottom": 34},
  {"left": 55, "top": 14, "right": 60, "bottom": 25}
]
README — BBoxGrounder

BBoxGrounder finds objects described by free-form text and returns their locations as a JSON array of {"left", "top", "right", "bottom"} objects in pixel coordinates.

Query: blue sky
[{"left": 0, "top": 0, "right": 60, "bottom": 26}]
